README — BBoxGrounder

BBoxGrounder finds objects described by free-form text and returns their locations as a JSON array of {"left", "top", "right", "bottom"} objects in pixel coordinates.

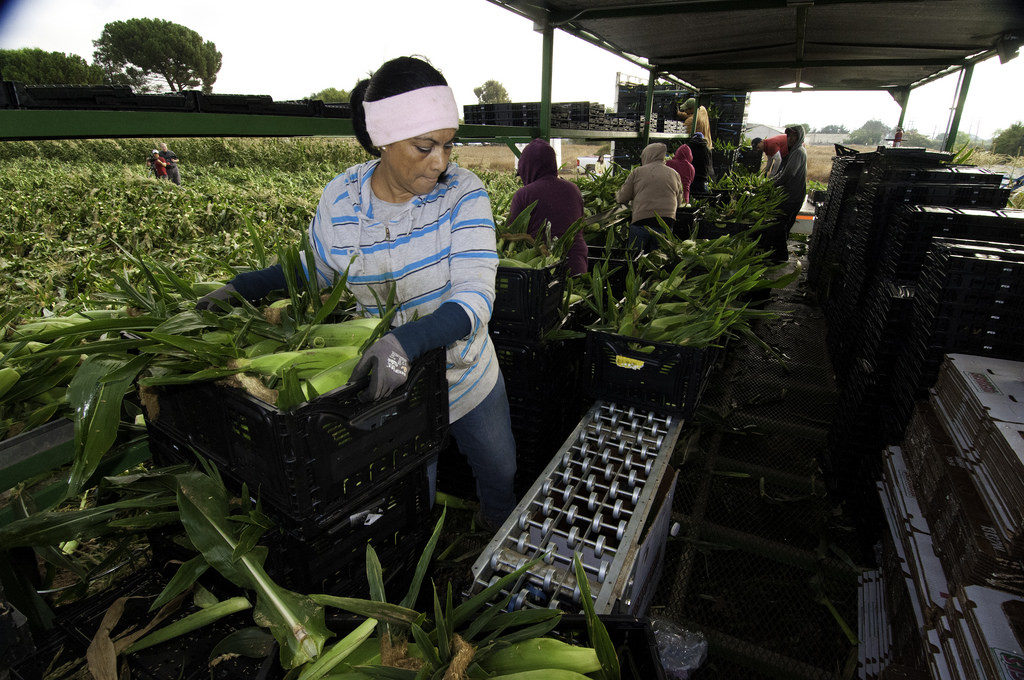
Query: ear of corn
[
  {"left": 303, "top": 319, "right": 379, "bottom": 349},
  {"left": 479, "top": 638, "right": 600, "bottom": 675},
  {"left": 302, "top": 357, "right": 360, "bottom": 402},
  {"left": 0, "top": 367, "right": 20, "bottom": 399},
  {"left": 231, "top": 346, "right": 360, "bottom": 380}
]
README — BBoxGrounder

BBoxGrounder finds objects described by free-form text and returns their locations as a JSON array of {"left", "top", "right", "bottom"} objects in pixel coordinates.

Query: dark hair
[
  {"left": 351, "top": 56, "right": 448, "bottom": 157},
  {"left": 751, "top": 137, "right": 762, "bottom": 149}
]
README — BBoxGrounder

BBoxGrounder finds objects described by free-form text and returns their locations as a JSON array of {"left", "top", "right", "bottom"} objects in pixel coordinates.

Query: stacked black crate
[
  {"left": 807, "top": 152, "right": 867, "bottom": 292},
  {"left": 709, "top": 92, "right": 747, "bottom": 146},
  {"left": 145, "top": 349, "right": 449, "bottom": 596},
  {"left": 888, "top": 238, "right": 1024, "bottom": 439},
  {"left": 816, "top": 150, "right": 1014, "bottom": 516},
  {"left": 489, "top": 263, "right": 585, "bottom": 494}
]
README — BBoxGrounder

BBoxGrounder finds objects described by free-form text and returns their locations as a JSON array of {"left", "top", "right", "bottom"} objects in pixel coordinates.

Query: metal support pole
[
  {"left": 540, "top": 20, "right": 554, "bottom": 141},
  {"left": 896, "top": 95, "right": 909, "bottom": 130},
  {"left": 642, "top": 69, "right": 657, "bottom": 147},
  {"left": 943, "top": 63, "right": 973, "bottom": 152},
  {"left": 505, "top": 141, "right": 523, "bottom": 158}
]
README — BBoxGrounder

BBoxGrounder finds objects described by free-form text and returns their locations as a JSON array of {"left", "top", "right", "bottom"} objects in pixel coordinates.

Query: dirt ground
[{"left": 454, "top": 140, "right": 869, "bottom": 184}]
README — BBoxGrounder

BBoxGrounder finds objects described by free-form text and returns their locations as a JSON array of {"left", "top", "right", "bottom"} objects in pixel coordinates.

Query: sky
[{"left": 1, "top": 0, "right": 1022, "bottom": 141}]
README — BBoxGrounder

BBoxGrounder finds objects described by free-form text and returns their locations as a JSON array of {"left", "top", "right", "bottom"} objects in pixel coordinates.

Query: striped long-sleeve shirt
[{"left": 307, "top": 159, "right": 499, "bottom": 422}]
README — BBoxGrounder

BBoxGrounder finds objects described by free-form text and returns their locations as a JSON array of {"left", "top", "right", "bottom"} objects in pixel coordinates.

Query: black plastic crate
[
  {"left": 145, "top": 348, "right": 447, "bottom": 537},
  {"left": 584, "top": 330, "right": 719, "bottom": 418},
  {"left": 696, "top": 219, "right": 757, "bottom": 239},
  {"left": 553, "top": 615, "right": 666, "bottom": 680},
  {"left": 491, "top": 261, "right": 568, "bottom": 339},
  {"left": 265, "top": 461, "right": 432, "bottom": 595},
  {"left": 673, "top": 205, "right": 703, "bottom": 238}
]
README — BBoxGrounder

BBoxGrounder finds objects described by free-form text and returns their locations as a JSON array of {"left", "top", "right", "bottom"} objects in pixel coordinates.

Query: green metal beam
[
  {"left": 540, "top": 19, "right": 554, "bottom": 141},
  {"left": 642, "top": 69, "right": 657, "bottom": 147},
  {"left": 505, "top": 141, "right": 523, "bottom": 158},
  {"left": 908, "top": 49, "right": 994, "bottom": 91},
  {"left": 943, "top": 62, "right": 974, "bottom": 152},
  {"left": 891, "top": 86, "right": 911, "bottom": 129},
  {"left": 550, "top": 0, "right": 917, "bottom": 23},
  {"left": 0, "top": 109, "right": 354, "bottom": 141},
  {"left": 656, "top": 56, "right": 964, "bottom": 71}
]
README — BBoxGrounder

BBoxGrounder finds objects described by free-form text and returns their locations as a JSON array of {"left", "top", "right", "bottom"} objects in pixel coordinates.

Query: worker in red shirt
[{"left": 751, "top": 134, "right": 789, "bottom": 175}]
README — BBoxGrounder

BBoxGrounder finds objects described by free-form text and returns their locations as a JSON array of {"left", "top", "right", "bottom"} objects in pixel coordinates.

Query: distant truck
[{"left": 574, "top": 154, "right": 610, "bottom": 174}]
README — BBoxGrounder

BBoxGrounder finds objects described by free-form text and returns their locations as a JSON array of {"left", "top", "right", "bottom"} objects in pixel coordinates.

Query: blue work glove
[
  {"left": 349, "top": 334, "right": 410, "bottom": 402},
  {"left": 195, "top": 283, "right": 238, "bottom": 312}
]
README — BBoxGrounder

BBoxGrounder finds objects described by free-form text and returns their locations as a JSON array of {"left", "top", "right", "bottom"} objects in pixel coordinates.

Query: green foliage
[
  {"left": 473, "top": 79, "right": 510, "bottom": 104},
  {"left": 0, "top": 48, "right": 104, "bottom": 85},
  {"left": 0, "top": 138, "right": 369, "bottom": 317},
  {"left": 817, "top": 124, "right": 848, "bottom": 134},
  {"left": 845, "top": 119, "right": 890, "bottom": 146},
  {"left": 900, "top": 129, "right": 933, "bottom": 148},
  {"left": 93, "top": 18, "right": 222, "bottom": 93},
  {"left": 991, "top": 122, "right": 1024, "bottom": 156},
  {"left": 308, "top": 87, "right": 350, "bottom": 103}
]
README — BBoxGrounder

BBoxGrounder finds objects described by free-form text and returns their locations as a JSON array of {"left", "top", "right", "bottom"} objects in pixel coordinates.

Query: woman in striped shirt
[{"left": 198, "top": 57, "right": 516, "bottom": 530}]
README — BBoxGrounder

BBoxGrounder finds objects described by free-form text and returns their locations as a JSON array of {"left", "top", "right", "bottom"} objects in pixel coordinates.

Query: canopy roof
[{"left": 488, "top": 0, "right": 1024, "bottom": 91}]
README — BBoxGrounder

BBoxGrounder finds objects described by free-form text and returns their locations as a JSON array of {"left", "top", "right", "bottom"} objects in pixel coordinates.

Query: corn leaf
[
  {"left": 66, "top": 354, "right": 152, "bottom": 496},
  {"left": 0, "top": 494, "right": 175, "bottom": 548},
  {"left": 400, "top": 507, "right": 446, "bottom": 609},
  {"left": 209, "top": 626, "right": 276, "bottom": 661},
  {"left": 150, "top": 555, "right": 209, "bottom": 612},
  {"left": 175, "top": 470, "right": 329, "bottom": 668},
  {"left": 572, "top": 554, "right": 619, "bottom": 680},
  {"left": 307, "top": 595, "right": 420, "bottom": 627},
  {"left": 126, "top": 596, "right": 252, "bottom": 653},
  {"left": 298, "top": 617, "right": 378, "bottom": 680}
]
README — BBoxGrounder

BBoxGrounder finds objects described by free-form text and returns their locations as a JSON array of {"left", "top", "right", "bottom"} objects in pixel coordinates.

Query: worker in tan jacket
[{"left": 616, "top": 142, "right": 683, "bottom": 251}]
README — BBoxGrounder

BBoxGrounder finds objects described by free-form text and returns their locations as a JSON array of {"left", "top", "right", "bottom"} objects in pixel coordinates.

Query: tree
[
  {"left": 308, "top": 87, "right": 350, "bottom": 103},
  {"left": 473, "top": 80, "right": 510, "bottom": 104},
  {"left": 93, "top": 18, "right": 222, "bottom": 93},
  {"left": 900, "top": 129, "right": 933, "bottom": 148},
  {"left": 0, "top": 48, "right": 105, "bottom": 85},
  {"left": 845, "top": 119, "right": 890, "bottom": 145},
  {"left": 817, "top": 124, "right": 848, "bottom": 134},
  {"left": 932, "top": 130, "right": 972, "bottom": 151},
  {"left": 991, "top": 122, "right": 1024, "bottom": 156}
]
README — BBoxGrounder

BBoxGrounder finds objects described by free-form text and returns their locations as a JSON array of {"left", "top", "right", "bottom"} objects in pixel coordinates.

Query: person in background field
[
  {"left": 893, "top": 127, "right": 904, "bottom": 147},
  {"left": 751, "top": 133, "right": 789, "bottom": 176},
  {"left": 616, "top": 142, "right": 683, "bottom": 252},
  {"left": 764, "top": 125, "right": 807, "bottom": 263},
  {"left": 666, "top": 143, "right": 694, "bottom": 204},
  {"left": 195, "top": 56, "right": 516, "bottom": 530},
  {"left": 686, "top": 131, "right": 715, "bottom": 196},
  {"left": 508, "top": 138, "right": 588, "bottom": 275},
  {"left": 159, "top": 142, "right": 181, "bottom": 185},
  {"left": 146, "top": 149, "right": 167, "bottom": 179}
]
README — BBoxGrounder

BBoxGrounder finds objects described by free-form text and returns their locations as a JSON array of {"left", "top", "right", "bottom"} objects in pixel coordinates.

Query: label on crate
[{"left": 614, "top": 355, "right": 645, "bottom": 371}]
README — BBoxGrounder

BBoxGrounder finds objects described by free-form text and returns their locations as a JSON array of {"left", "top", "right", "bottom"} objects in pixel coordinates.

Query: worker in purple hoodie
[
  {"left": 508, "top": 139, "right": 588, "bottom": 275},
  {"left": 666, "top": 143, "right": 695, "bottom": 204}
]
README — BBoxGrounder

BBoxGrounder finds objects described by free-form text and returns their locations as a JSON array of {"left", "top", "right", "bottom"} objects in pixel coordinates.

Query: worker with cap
[
  {"left": 146, "top": 149, "right": 168, "bottom": 180},
  {"left": 750, "top": 133, "right": 789, "bottom": 176}
]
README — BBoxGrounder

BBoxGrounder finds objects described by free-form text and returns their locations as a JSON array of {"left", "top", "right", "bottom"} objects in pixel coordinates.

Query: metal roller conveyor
[{"left": 468, "top": 400, "right": 683, "bottom": 615}]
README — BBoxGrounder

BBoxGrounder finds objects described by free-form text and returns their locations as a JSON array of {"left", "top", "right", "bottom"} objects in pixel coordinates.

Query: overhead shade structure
[{"left": 488, "top": 0, "right": 1024, "bottom": 91}]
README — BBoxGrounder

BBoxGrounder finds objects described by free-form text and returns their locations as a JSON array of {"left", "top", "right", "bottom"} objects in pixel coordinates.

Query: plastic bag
[{"left": 651, "top": 616, "right": 708, "bottom": 680}]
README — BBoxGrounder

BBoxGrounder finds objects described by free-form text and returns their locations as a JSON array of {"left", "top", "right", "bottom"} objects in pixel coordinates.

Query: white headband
[{"left": 363, "top": 85, "right": 460, "bottom": 147}]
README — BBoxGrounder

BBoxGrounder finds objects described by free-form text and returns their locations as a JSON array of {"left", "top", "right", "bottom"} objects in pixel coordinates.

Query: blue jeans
[
  {"left": 628, "top": 216, "right": 675, "bottom": 252},
  {"left": 426, "top": 374, "right": 517, "bottom": 525}
]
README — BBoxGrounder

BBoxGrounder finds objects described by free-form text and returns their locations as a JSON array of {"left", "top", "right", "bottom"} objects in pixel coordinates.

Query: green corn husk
[
  {"left": 301, "top": 356, "right": 360, "bottom": 401},
  {"left": 479, "top": 638, "right": 601, "bottom": 675},
  {"left": 0, "top": 367, "right": 20, "bottom": 399},
  {"left": 303, "top": 318, "right": 379, "bottom": 349},
  {"left": 230, "top": 346, "right": 360, "bottom": 379}
]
